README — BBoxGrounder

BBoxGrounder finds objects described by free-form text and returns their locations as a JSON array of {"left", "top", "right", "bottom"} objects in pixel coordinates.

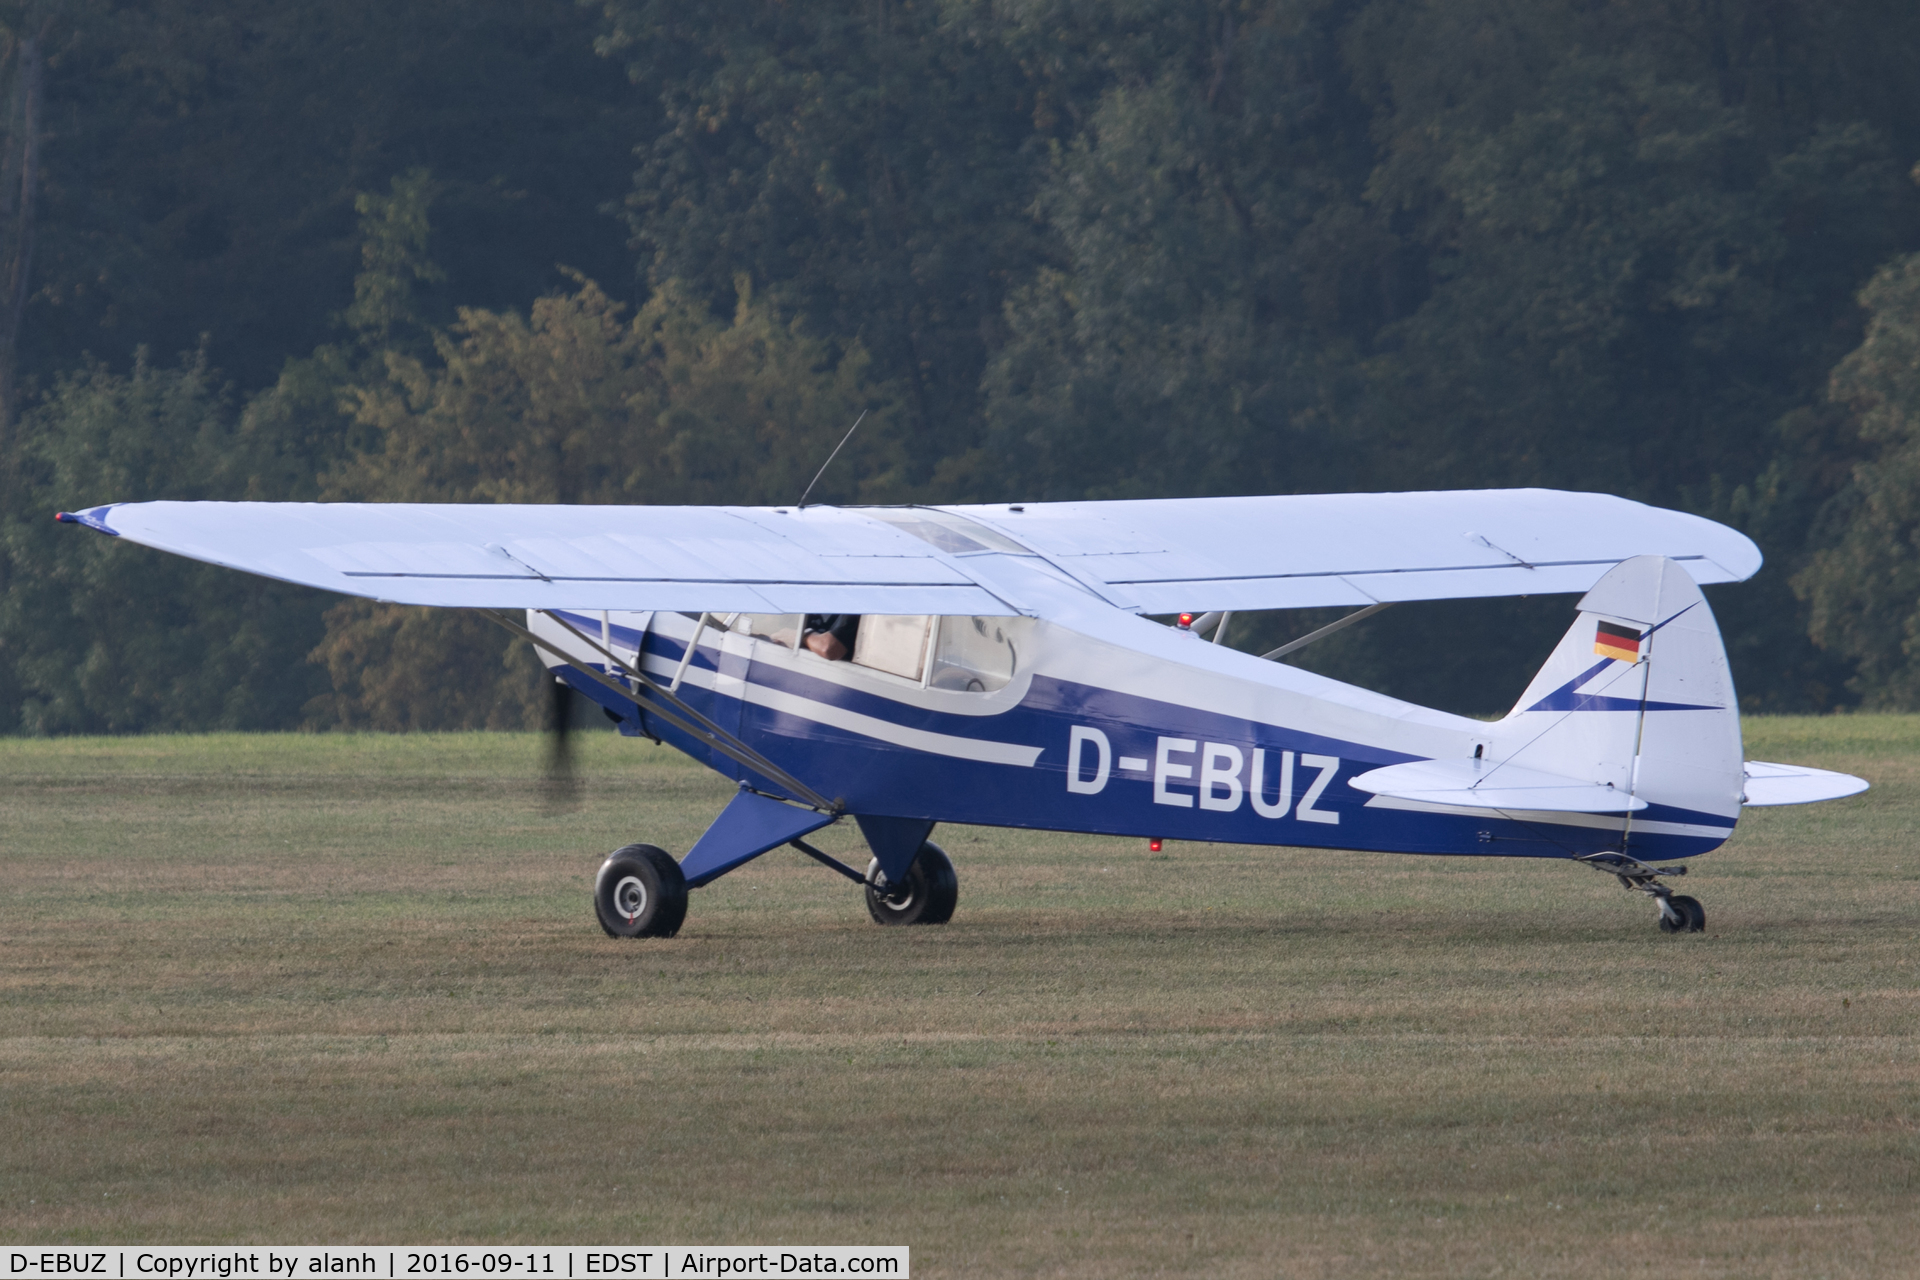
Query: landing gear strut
[
  {"left": 595, "top": 828, "right": 962, "bottom": 937},
  {"left": 1578, "top": 851, "right": 1705, "bottom": 934}
]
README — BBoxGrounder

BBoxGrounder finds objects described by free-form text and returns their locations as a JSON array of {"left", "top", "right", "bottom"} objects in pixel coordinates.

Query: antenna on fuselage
[{"left": 796, "top": 409, "right": 867, "bottom": 507}]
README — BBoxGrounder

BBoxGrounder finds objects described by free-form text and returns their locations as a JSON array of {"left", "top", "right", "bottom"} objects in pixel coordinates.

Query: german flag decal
[{"left": 1594, "top": 620, "right": 1643, "bottom": 662}]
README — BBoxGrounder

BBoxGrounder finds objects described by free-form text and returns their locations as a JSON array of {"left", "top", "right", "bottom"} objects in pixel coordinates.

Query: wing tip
[
  {"left": 1719, "top": 530, "right": 1765, "bottom": 582},
  {"left": 54, "top": 506, "right": 120, "bottom": 537}
]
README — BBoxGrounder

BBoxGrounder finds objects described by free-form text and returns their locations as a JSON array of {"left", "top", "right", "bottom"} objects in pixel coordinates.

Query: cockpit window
[
  {"left": 851, "top": 615, "right": 931, "bottom": 680},
  {"left": 928, "top": 616, "right": 1031, "bottom": 692},
  {"left": 863, "top": 508, "right": 1031, "bottom": 556},
  {"left": 732, "top": 609, "right": 1032, "bottom": 694},
  {"left": 731, "top": 613, "right": 802, "bottom": 647}
]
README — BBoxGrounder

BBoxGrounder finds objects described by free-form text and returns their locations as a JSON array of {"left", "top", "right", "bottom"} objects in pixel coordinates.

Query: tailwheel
[
  {"left": 1656, "top": 891, "right": 1706, "bottom": 933},
  {"left": 865, "top": 840, "right": 958, "bottom": 926},
  {"left": 1576, "top": 851, "right": 1706, "bottom": 935},
  {"left": 595, "top": 843, "right": 688, "bottom": 938}
]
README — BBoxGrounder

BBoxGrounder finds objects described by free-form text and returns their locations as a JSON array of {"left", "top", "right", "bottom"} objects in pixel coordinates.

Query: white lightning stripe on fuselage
[{"left": 643, "top": 655, "right": 1046, "bottom": 768}]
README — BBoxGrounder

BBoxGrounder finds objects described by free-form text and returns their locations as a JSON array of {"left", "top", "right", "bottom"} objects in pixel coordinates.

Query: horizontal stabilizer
[
  {"left": 1741, "top": 761, "right": 1869, "bottom": 807},
  {"left": 1349, "top": 758, "right": 1647, "bottom": 813}
]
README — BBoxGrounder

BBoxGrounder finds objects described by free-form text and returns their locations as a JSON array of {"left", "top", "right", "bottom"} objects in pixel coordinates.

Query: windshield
[{"left": 862, "top": 508, "right": 1031, "bottom": 556}]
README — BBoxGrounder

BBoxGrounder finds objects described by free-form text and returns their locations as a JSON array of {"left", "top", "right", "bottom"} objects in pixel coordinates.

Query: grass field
[{"left": 2, "top": 720, "right": 1916, "bottom": 1276}]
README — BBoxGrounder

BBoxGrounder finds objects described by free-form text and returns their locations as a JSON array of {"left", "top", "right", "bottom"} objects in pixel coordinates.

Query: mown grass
[{"left": 1, "top": 720, "right": 1915, "bottom": 1276}]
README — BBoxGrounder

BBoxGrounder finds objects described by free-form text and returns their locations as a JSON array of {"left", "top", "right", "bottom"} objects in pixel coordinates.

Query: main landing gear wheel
[
  {"left": 865, "top": 840, "right": 958, "bottom": 926},
  {"left": 594, "top": 843, "right": 688, "bottom": 938},
  {"left": 1658, "top": 893, "right": 1706, "bottom": 934}
]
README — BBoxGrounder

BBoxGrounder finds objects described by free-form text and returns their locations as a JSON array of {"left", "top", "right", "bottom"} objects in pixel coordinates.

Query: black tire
[
  {"left": 594, "top": 844, "right": 688, "bottom": 938},
  {"left": 865, "top": 840, "right": 958, "bottom": 926},
  {"left": 1672, "top": 894, "right": 1706, "bottom": 933},
  {"left": 1658, "top": 899, "right": 1685, "bottom": 933}
]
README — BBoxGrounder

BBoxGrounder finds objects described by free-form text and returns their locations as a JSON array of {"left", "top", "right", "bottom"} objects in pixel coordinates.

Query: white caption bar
[{"left": 5, "top": 1250, "right": 907, "bottom": 1280}]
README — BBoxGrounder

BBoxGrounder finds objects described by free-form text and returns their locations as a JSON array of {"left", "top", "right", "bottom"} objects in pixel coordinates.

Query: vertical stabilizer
[{"left": 1495, "top": 556, "right": 1743, "bottom": 846}]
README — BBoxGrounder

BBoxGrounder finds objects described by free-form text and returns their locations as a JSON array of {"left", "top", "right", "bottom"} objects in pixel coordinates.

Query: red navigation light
[
  {"left": 1149, "top": 838, "right": 1163, "bottom": 852},
  {"left": 1177, "top": 613, "right": 1194, "bottom": 630}
]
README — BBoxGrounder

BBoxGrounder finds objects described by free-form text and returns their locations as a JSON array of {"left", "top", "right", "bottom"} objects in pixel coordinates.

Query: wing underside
[
  {"left": 947, "top": 490, "right": 1761, "bottom": 613},
  {"left": 64, "top": 488, "right": 1761, "bottom": 615}
]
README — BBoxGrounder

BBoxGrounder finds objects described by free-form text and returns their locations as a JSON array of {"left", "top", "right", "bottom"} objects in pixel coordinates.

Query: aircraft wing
[
  {"left": 59, "top": 488, "right": 1760, "bottom": 614},
  {"left": 61, "top": 501, "right": 1015, "bottom": 614},
  {"left": 947, "top": 489, "right": 1761, "bottom": 612}
]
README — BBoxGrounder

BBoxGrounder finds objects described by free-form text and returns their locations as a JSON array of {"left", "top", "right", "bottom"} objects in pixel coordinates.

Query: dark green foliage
[
  {"left": 20, "top": 0, "right": 643, "bottom": 392},
  {"left": 973, "top": 3, "right": 1376, "bottom": 502},
  {"left": 1797, "top": 250, "right": 1920, "bottom": 706},
  {"left": 7, "top": 0, "right": 1920, "bottom": 729},
  {"left": 307, "top": 276, "right": 899, "bottom": 729},
  {"left": 1347, "top": 32, "right": 1906, "bottom": 500},
  {"left": 0, "top": 351, "right": 328, "bottom": 733},
  {"left": 603, "top": 0, "right": 1045, "bottom": 483}
]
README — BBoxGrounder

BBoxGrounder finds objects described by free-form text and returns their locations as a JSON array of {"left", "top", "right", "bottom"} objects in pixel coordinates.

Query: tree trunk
[{"left": 0, "top": 31, "right": 45, "bottom": 439}]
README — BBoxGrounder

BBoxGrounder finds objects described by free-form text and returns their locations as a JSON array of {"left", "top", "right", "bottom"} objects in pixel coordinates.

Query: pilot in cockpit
[{"left": 802, "top": 614, "right": 861, "bottom": 661}]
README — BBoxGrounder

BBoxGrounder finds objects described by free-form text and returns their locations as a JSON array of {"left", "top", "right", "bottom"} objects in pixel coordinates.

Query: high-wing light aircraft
[{"left": 57, "top": 490, "right": 1867, "bottom": 937}]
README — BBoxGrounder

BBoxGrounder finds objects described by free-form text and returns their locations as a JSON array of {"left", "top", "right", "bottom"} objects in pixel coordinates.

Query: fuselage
[{"left": 546, "top": 593, "right": 1738, "bottom": 863}]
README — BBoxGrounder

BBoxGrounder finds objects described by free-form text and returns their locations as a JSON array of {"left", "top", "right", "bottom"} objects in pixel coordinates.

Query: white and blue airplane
[{"left": 57, "top": 489, "right": 1866, "bottom": 937}]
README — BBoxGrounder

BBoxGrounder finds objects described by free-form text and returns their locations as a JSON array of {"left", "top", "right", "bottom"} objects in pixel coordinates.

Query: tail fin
[{"left": 1497, "top": 555, "right": 1743, "bottom": 838}]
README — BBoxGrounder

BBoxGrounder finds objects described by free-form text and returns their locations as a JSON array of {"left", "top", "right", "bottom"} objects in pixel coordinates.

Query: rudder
[{"left": 1497, "top": 556, "right": 1743, "bottom": 847}]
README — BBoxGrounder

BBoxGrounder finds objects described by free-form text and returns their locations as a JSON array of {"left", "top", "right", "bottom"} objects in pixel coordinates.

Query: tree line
[{"left": 5, "top": 0, "right": 1920, "bottom": 732}]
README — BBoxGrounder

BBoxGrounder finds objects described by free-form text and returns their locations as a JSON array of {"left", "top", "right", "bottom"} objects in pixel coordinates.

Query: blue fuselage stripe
[{"left": 559, "top": 621, "right": 1733, "bottom": 863}]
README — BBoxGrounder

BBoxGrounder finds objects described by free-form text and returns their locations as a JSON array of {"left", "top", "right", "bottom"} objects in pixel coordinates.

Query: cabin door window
[
  {"left": 929, "top": 616, "right": 1028, "bottom": 692},
  {"left": 851, "top": 615, "right": 932, "bottom": 681}
]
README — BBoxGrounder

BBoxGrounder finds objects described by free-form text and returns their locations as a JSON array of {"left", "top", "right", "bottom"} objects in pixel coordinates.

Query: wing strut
[
  {"left": 1262, "top": 602, "right": 1391, "bottom": 661},
  {"left": 479, "top": 608, "right": 838, "bottom": 814}
]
